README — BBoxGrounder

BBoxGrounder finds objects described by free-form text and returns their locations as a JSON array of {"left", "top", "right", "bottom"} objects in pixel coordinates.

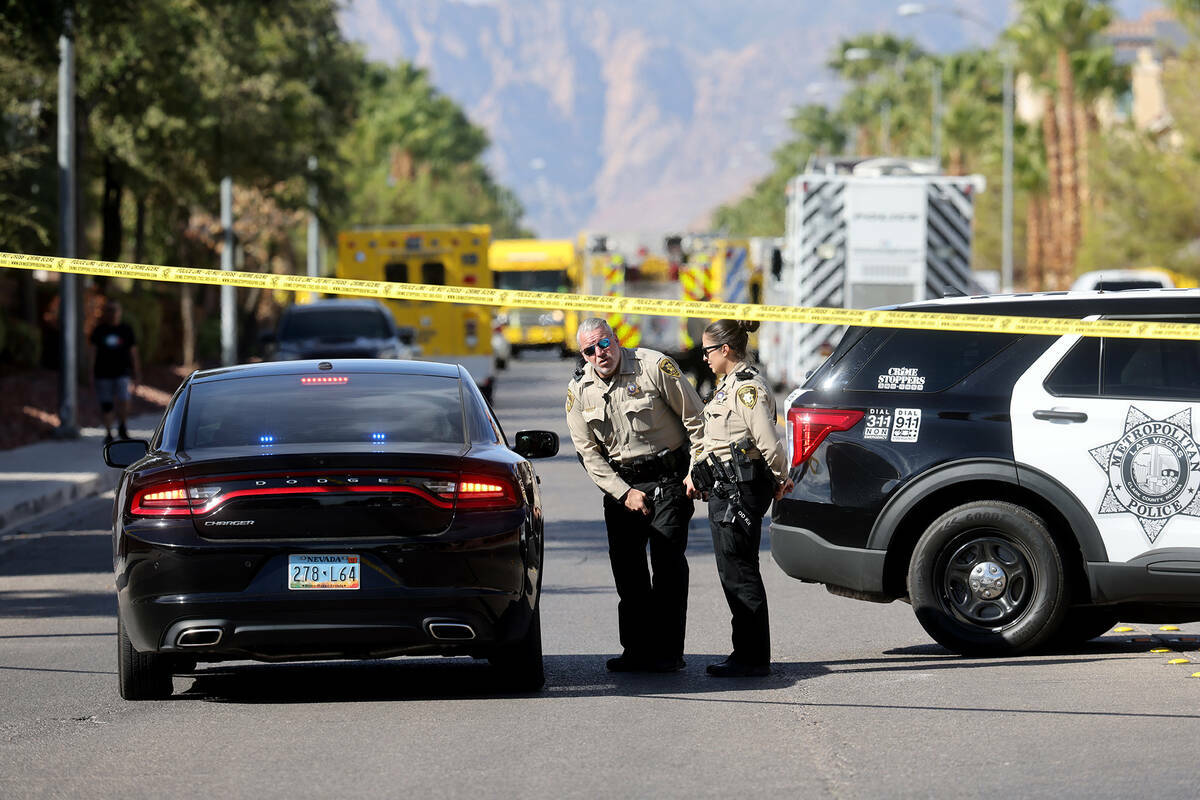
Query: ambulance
[{"left": 336, "top": 225, "right": 496, "bottom": 400}]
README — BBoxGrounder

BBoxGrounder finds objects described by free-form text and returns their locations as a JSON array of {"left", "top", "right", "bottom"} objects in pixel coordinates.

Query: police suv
[{"left": 772, "top": 289, "right": 1200, "bottom": 655}]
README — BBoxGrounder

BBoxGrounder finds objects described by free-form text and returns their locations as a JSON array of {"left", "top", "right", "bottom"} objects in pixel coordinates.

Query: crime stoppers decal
[{"left": 1090, "top": 407, "right": 1200, "bottom": 543}]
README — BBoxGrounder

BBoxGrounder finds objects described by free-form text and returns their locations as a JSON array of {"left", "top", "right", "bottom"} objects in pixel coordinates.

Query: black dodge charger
[{"left": 104, "top": 358, "right": 558, "bottom": 699}]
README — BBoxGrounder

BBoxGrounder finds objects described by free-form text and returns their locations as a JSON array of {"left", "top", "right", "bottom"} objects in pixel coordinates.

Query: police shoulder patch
[
  {"left": 737, "top": 385, "right": 758, "bottom": 409},
  {"left": 658, "top": 358, "right": 682, "bottom": 379},
  {"left": 565, "top": 388, "right": 575, "bottom": 413}
]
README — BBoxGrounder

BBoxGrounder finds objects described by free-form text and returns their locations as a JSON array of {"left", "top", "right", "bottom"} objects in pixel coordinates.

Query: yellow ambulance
[{"left": 336, "top": 225, "right": 497, "bottom": 400}]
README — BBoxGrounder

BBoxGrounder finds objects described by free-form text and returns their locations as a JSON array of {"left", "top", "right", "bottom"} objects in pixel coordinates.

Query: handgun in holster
[
  {"left": 691, "top": 453, "right": 754, "bottom": 535},
  {"left": 731, "top": 436, "right": 758, "bottom": 482}
]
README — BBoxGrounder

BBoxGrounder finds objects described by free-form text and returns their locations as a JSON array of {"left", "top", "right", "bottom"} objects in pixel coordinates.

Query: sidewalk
[{"left": 0, "top": 412, "right": 163, "bottom": 533}]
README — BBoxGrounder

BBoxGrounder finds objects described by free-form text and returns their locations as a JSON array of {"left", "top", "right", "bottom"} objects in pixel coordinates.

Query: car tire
[
  {"left": 907, "top": 501, "right": 1066, "bottom": 656},
  {"left": 118, "top": 616, "right": 173, "bottom": 700},
  {"left": 489, "top": 605, "right": 545, "bottom": 692}
]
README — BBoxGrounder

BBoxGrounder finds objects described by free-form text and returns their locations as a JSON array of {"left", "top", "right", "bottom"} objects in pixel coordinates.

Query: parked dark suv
[
  {"left": 772, "top": 289, "right": 1200, "bottom": 655},
  {"left": 264, "top": 299, "right": 416, "bottom": 361}
]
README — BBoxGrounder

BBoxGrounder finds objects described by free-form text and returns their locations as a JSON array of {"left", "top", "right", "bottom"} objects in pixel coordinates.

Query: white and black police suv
[{"left": 772, "top": 289, "right": 1200, "bottom": 655}]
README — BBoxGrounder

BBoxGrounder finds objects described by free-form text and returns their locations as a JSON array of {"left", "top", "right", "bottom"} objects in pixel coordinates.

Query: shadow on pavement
[
  {"left": 0, "top": 589, "right": 115, "bottom": 618},
  {"left": 178, "top": 653, "right": 829, "bottom": 704},
  {"left": 0, "top": 531, "right": 111, "bottom": 577}
]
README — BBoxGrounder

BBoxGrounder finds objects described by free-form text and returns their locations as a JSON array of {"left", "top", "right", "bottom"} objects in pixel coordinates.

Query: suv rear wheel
[{"left": 908, "top": 501, "right": 1066, "bottom": 656}]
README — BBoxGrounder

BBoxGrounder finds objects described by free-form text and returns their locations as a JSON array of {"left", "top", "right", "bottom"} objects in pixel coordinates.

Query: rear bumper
[
  {"left": 770, "top": 522, "right": 887, "bottom": 595},
  {"left": 117, "top": 528, "right": 537, "bottom": 660},
  {"left": 120, "top": 590, "right": 534, "bottom": 662}
]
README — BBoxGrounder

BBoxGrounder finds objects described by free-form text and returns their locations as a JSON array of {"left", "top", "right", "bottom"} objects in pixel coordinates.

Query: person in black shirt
[{"left": 88, "top": 300, "right": 141, "bottom": 443}]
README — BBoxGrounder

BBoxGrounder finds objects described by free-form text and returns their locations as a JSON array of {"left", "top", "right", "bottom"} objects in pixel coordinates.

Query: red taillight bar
[
  {"left": 787, "top": 408, "right": 864, "bottom": 466},
  {"left": 129, "top": 473, "right": 522, "bottom": 516}
]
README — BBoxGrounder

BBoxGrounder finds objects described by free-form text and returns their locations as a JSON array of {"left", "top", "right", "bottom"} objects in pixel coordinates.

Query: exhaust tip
[
  {"left": 176, "top": 628, "right": 223, "bottom": 647},
  {"left": 427, "top": 622, "right": 475, "bottom": 641}
]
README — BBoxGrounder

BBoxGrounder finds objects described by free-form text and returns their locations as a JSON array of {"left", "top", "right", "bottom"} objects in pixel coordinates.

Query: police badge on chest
[{"left": 627, "top": 382, "right": 641, "bottom": 397}]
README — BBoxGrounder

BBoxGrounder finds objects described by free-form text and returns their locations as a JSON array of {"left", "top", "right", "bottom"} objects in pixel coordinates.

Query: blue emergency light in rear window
[
  {"left": 259, "top": 434, "right": 275, "bottom": 444},
  {"left": 371, "top": 432, "right": 386, "bottom": 442}
]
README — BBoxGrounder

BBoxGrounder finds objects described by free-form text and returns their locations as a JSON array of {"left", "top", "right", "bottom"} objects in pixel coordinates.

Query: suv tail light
[{"left": 787, "top": 408, "right": 863, "bottom": 466}]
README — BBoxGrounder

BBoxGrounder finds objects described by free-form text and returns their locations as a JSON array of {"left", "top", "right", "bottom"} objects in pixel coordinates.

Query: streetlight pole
[
  {"left": 898, "top": 2, "right": 1014, "bottom": 291},
  {"left": 56, "top": 5, "right": 79, "bottom": 438}
]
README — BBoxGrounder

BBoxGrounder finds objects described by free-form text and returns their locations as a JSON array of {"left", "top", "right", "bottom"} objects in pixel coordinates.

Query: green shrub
[{"left": 4, "top": 318, "right": 41, "bottom": 368}]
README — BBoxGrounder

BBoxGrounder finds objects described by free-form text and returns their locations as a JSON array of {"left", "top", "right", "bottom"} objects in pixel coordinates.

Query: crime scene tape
[{"left": 2, "top": 251, "right": 1198, "bottom": 341}]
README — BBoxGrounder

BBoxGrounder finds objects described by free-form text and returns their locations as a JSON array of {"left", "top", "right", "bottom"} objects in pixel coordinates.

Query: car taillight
[
  {"left": 787, "top": 408, "right": 863, "bottom": 466},
  {"left": 130, "top": 481, "right": 220, "bottom": 516},
  {"left": 454, "top": 473, "right": 521, "bottom": 510}
]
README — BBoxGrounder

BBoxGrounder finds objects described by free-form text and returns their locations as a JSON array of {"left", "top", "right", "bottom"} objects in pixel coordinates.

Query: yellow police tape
[{"left": 2, "top": 251, "right": 1198, "bottom": 341}]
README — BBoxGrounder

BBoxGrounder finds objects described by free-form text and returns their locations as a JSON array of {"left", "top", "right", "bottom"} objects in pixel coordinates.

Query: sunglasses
[
  {"left": 701, "top": 343, "right": 725, "bottom": 357},
  {"left": 582, "top": 337, "right": 612, "bottom": 357}
]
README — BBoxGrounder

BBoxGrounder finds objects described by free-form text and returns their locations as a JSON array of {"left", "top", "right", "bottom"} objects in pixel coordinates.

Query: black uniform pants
[
  {"left": 602, "top": 476, "right": 693, "bottom": 660},
  {"left": 707, "top": 471, "right": 775, "bottom": 666}
]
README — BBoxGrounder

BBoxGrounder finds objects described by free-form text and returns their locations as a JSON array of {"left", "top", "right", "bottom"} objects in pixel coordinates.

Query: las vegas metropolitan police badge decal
[{"left": 1089, "top": 407, "right": 1200, "bottom": 544}]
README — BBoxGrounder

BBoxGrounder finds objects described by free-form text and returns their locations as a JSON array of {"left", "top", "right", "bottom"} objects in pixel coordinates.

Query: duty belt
[{"left": 614, "top": 446, "right": 690, "bottom": 484}]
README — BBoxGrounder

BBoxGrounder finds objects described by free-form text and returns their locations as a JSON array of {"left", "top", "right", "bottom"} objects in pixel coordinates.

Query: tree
[
  {"left": 1010, "top": 0, "right": 1114, "bottom": 287},
  {"left": 337, "top": 62, "right": 527, "bottom": 237}
]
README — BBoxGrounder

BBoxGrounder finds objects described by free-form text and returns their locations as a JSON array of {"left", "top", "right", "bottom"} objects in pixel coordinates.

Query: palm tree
[
  {"left": 1011, "top": 0, "right": 1114, "bottom": 287},
  {"left": 1072, "top": 46, "right": 1130, "bottom": 233},
  {"left": 938, "top": 50, "right": 1004, "bottom": 175}
]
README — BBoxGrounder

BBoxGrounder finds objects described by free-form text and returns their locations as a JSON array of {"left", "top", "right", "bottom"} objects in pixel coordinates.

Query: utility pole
[
  {"left": 931, "top": 61, "right": 942, "bottom": 166},
  {"left": 307, "top": 156, "right": 320, "bottom": 288},
  {"left": 1001, "top": 52, "right": 1014, "bottom": 292},
  {"left": 220, "top": 176, "right": 237, "bottom": 366},
  {"left": 56, "top": 6, "right": 79, "bottom": 438}
]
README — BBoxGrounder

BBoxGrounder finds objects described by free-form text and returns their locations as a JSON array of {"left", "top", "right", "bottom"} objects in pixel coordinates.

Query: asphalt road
[{"left": 3, "top": 356, "right": 1200, "bottom": 799}]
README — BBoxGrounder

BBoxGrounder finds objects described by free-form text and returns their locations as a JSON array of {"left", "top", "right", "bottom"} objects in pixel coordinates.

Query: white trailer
[{"left": 772, "top": 157, "right": 986, "bottom": 388}]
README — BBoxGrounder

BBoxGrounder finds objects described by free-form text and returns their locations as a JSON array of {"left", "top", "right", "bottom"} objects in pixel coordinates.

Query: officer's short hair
[{"left": 577, "top": 317, "right": 614, "bottom": 345}]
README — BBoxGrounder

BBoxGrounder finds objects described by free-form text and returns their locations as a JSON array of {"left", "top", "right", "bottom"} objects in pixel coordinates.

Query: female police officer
[{"left": 688, "top": 319, "right": 793, "bottom": 677}]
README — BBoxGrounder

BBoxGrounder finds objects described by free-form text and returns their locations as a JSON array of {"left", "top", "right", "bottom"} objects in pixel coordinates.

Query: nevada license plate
[{"left": 287, "top": 554, "right": 360, "bottom": 590}]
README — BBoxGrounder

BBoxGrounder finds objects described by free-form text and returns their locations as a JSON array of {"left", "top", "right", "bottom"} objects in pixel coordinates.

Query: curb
[{"left": 0, "top": 468, "right": 121, "bottom": 535}]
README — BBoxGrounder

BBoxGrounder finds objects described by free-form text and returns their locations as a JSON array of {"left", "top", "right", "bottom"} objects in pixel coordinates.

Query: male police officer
[{"left": 566, "top": 318, "right": 705, "bottom": 672}]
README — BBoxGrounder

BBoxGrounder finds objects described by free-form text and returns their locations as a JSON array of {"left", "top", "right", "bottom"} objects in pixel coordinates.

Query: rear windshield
[
  {"left": 811, "top": 328, "right": 1016, "bottom": 393},
  {"left": 280, "top": 309, "right": 390, "bottom": 340},
  {"left": 182, "top": 373, "right": 464, "bottom": 449}
]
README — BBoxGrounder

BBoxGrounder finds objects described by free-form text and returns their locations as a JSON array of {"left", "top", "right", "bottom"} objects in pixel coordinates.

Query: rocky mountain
[{"left": 337, "top": 1, "right": 1145, "bottom": 237}]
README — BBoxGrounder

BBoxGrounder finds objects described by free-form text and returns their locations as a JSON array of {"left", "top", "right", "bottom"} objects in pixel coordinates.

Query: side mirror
[
  {"left": 513, "top": 430, "right": 559, "bottom": 459},
  {"left": 104, "top": 439, "right": 150, "bottom": 469}
]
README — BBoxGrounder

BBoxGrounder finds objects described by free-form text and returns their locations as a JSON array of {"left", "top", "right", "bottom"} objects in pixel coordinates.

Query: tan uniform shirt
[
  {"left": 566, "top": 347, "right": 706, "bottom": 499},
  {"left": 699, "top": 360, "right": 788, "bottom": 485}
]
